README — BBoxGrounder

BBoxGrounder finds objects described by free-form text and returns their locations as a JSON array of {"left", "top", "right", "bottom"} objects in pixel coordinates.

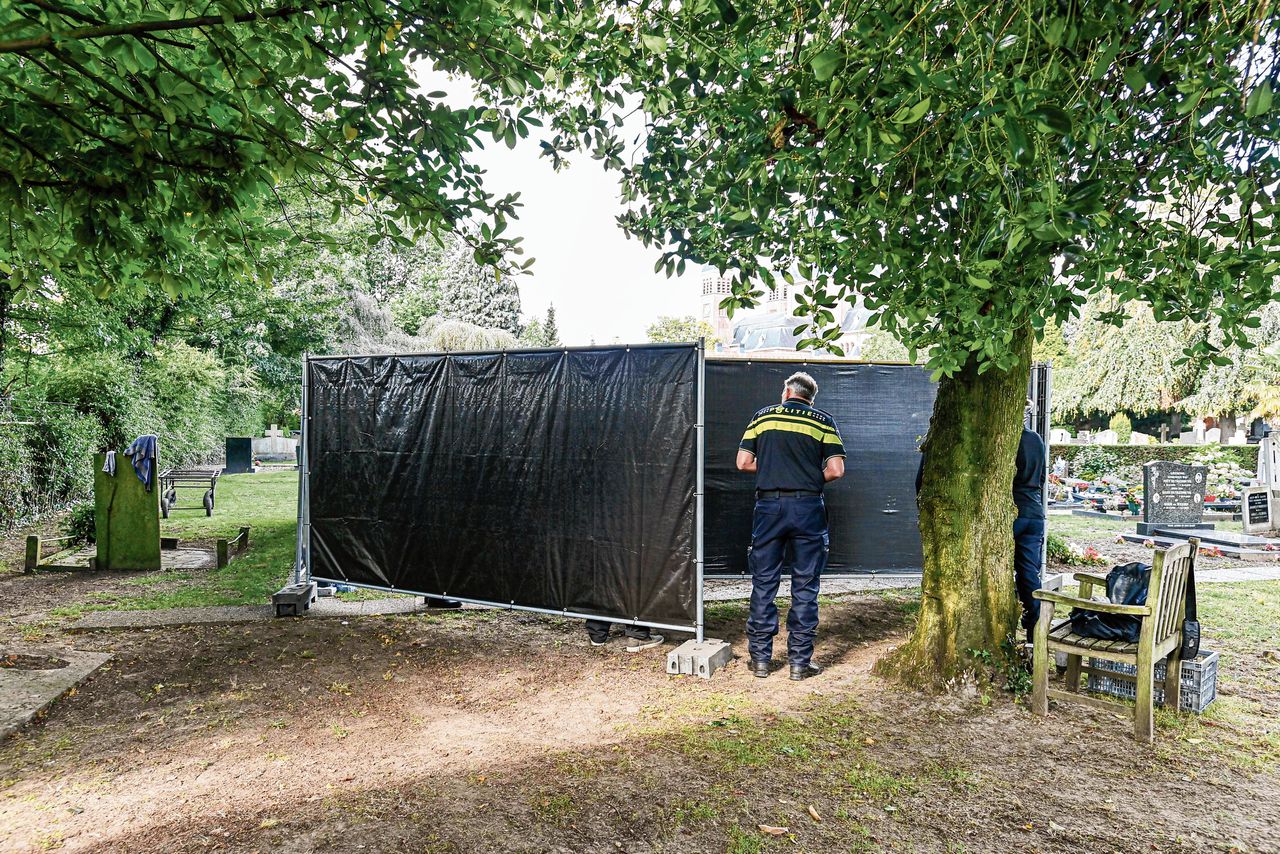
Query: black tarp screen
[
  {"left": 704, "top": 360, "right": 937, "bottom": 575},
  {"left": 704, "top": 360, "right": 1051, "bottom": 576},
  {"left": 305, "top": 345, "right": 700, "bottom": 631}
]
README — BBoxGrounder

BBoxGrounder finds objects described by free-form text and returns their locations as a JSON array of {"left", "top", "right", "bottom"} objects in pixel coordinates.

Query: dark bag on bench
[{"left": 1069, "top": 562, "right": 1151, "bottom": 643}]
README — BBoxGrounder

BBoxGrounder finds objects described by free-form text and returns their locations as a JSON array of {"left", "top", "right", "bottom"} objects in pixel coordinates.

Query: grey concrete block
[
  {"left": 272, "top": 581, "right": 317, "bottom": 617},
  {"left": 666, "top": 638, "right": 733, "bottom": 679}
]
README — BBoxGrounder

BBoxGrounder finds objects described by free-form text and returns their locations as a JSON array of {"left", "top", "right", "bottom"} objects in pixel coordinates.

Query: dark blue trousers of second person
[
  {"left": 1012, "top": 516, "right": 1046, "bottom": 635},
  {"left": 747, "top": 495, "right": 829, "bottom": 667}
]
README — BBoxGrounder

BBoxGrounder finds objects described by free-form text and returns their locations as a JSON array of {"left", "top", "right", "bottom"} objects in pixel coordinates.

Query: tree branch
[{"left": 0, "top": 2, "right": 344, "bottom": 54}]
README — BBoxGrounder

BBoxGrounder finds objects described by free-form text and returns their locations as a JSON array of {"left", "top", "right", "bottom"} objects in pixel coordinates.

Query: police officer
[
  {"left": 735, "top": 372, "right": 846, "bottom": 680},
  {"left": 1013, "top": 400, "right": 1047, "bottom": 642}
]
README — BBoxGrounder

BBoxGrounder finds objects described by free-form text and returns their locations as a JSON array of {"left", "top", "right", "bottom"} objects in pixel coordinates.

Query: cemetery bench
[
  {"left": 158, "top": 467, "right": 220, "bottom": 518},
  {"left": 1030, "top": 539, "right": 1197, "bottom": 743}
]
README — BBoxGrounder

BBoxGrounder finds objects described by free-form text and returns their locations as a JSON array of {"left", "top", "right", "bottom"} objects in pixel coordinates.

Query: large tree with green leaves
[
  {"left": 0, "top": 0, "right": 559, "bottom": 313},
  {"left": 545, "top": 1, "right": 1280, "bottom": 681}
]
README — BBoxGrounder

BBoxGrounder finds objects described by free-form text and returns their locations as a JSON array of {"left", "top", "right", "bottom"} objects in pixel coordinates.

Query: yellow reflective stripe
[
  {"left": 743, "top": 419, "right": 835, "bottom": 443},
  {"left": 748, "top": 413, "right": 840, "bottom": 441}
]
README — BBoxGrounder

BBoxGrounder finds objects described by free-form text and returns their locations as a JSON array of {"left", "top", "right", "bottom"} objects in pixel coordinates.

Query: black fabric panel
[
  {"left": 307, "top": 345, "right": 699, "bottom": 629},
  {"left": 704, "top": 361, "right": 937, "bottom": 575}
]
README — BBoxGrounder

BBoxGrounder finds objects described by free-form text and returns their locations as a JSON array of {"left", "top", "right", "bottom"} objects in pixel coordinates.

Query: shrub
[
  {"left": 1108, "top": 412, "right": 1133, "bottom": 444},
  {"left": 26, "top": 407, "right": 104, "bottom": 508},
  {"left": 1050, "top": 443, "right": 1256, "bottom": 476},
  {"left": 40, "top": 352, "right": 151, "bottom": 450},
  {"left": 1069, "top": 445, "right": 1121, "bottom": 480},
  {"left": 0, "top": 422, "right": 35, "bottom": 526},
  {"left": 1046, "top": 533, "right": 1072, "bottom": 563},
  {"left": 63, "top": 499, "right": 96, "bottom": 544}
]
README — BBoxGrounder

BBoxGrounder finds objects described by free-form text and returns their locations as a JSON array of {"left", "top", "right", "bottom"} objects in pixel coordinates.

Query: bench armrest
[
  {"left": 1073, "top": 572, "right": 1108, "bottom": 587},
  {"left": 1032, "top": 588, "right": 1151, "bottom": 616}
]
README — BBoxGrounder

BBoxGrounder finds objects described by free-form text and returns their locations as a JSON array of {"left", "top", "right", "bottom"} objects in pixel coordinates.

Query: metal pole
[
  {"left": 294, "top": 355, "right": 311, "bottom": 585},
  {"left": 695, "top": 338, "right": 706, "bottom": 643},
  {"left": 1041, "top": 363, "right": 1053, "bottom": 572}
]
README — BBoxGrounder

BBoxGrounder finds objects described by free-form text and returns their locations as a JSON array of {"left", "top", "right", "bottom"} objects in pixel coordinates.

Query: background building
[{"left": 699, "top": 266, "right": 876, "bottom": 358}]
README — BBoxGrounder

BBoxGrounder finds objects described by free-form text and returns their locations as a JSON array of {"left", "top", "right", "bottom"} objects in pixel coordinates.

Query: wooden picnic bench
[
  {"left": 159, "top": 467, "right": 220, "bottom": 518},
  {"left": 1031, "top": 539, "right": 1197, "bottom": 743}
]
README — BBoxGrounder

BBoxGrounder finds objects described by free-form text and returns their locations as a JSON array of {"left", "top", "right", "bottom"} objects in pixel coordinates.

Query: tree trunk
[
  {"left": 880, "top": 325, "right": 1032, "bottom": 684},
  {"left": 1220, "top": 412, "right": 1237, "bottom": 444}
]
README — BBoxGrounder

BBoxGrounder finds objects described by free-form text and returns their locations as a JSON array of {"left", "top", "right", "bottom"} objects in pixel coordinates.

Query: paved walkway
[
  {"left": 0, "top": 646, "right": 112, "bottom": 739},
  {"left": 64, "top": 566, "right": 1280, "bottom": 632},
  {"left": 70, "top": 595, "right": 431, "bottom": 631}
]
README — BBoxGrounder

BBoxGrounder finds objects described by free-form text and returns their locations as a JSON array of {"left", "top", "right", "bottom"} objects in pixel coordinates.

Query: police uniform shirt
[{"left": 739, "top": 400, "right": 846, "bottom": 492}]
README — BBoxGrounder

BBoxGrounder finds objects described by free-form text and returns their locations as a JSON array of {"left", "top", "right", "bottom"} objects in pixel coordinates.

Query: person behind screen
[
  {"left": 1013, "top": 399, "right": 1047, "bottom": 643},
  {"left": 583, "top": 619, "right": 662, "bottom": 652},
  {"left": 735, "top": 371, "right": 846, "bottom": 681}
]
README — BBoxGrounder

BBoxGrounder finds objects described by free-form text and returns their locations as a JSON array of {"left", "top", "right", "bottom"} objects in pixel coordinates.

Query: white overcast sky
[{"left": 419, "top": 69, "right": 700, "bottom": 345}]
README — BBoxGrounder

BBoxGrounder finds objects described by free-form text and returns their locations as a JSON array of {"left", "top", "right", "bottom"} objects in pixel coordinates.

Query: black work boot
[
  {"left": 789, "top": 662, "right": 822, "bottom": 681},
  {"left": 749, "top": 659, "right": 771, "bottom": 678}
]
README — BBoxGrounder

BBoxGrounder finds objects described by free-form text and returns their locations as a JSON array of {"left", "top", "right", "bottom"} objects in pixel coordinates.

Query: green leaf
[
  {"left": 1247, "top": 83, "right": 1273, "bottom": 118},
  {"left": 891, "top": 96, "right": 932, "bottom": 124},
  {"left": 1123, "top": 65, "right": 1147, "bottom": 93},
  {"left": 811, "top": 49, "right": 842, "bottom": 83},
  {"left": 641, "top": 34, "right": 667, "bottom": 54},
  {"left": 1025, "top": 105, "right": 1071, "bottom": 136},
  {"left": 1004, "top": 118, "right": 1033, "bottom": 166}
]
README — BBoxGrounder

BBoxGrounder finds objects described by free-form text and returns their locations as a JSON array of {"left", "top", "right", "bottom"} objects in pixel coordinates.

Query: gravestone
[
  {"left": 225, "top": 437, "right": 254, "bottom": 474},
  {"left": 1095, "top": 429, "right": 1118, "bottom": 444},
  {"left": 1137, "top": 460, "right": 1214, "bottom": 535},
  {"left": 93, "top": 452, "right": 161, "bottom": 571},
  {"left": 1205, "top": 427, "right": 1222, "bottom": 444},
  {"left": 1050, "top": 428, "right": 1072, "bottom": 444},
  {"left": 1257, "top": 436, "right": 1280, "bottom": 490},
  {"left": 1241, "top": 486, "right": 1274, "bottom": 535}
]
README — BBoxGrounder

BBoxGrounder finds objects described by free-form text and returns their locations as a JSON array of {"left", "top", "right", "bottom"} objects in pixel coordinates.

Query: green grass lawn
[
  {"left": 52, "top": 471, "right": 299, "bottom": 615},
  {"left": 1046, "top": 512, "right": 1134, "bottom": 539}
]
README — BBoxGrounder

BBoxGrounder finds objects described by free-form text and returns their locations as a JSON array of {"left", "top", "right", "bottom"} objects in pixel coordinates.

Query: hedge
[{"left": 1049, "top": 443, "right": 1257, "bottom": 475}]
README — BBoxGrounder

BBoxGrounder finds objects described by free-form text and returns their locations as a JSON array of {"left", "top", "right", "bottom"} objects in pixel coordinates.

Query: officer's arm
[
  {"left": 823, "top": 456, "right": 845, "bottom": 482},
  {"left": 736, "top": 449, "right": 758, "bottom": 473}
]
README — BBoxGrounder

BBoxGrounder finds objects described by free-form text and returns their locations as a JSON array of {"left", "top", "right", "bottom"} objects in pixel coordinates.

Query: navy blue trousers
[
  {"left": 747, "top": 495, "right": 829, "bottom": 666},
  {"left": 1012, "top": 516, "right": 1045, "bottom": 633}
]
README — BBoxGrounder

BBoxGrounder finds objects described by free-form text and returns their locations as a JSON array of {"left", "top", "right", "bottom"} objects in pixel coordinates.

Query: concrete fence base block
[
  {"left": 666, "top": 638, "right": 733, "bottom": 679},
  {"left": 272, "top": 582, "right": 317, "bottom": 617}
]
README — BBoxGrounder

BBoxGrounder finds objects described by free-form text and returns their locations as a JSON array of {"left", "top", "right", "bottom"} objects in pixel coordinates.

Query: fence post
[
  {"left": 24, "top": 535, "right": 40, "bottom": 573},
  {"left": 216, "top": 539, "right": 229, "bottom": 569}
]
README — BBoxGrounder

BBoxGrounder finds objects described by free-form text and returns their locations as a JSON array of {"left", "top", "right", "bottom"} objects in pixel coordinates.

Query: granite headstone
[
  {"left": 1242, "top": 485, "right": 1274, "bottom": 535},
  {"left": 1138, "top": 461, "right": 1211, "bottom": 535}
]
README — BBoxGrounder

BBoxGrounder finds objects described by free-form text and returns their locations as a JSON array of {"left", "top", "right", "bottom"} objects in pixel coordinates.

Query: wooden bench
[{"left": 1031, "top": 539, "right": 1197, "bottom": 743}]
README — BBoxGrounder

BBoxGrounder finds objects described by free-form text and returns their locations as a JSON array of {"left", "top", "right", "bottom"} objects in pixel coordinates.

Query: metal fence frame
[{"left": 294, "top": 342, "right": 706, "bottom": 639}]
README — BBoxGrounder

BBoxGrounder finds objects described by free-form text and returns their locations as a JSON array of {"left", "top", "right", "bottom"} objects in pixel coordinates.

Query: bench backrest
[{"left": 1147, "top": 539, "right": 1196, "bottom": 645}]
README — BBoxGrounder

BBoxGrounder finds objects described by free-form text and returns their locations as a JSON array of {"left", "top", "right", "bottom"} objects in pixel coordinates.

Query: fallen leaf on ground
[
  {"left": 1186, "top": 737, "right": 1204, "bottom": 745},
  {"left": 758, "top": 824, "right": 789, "bottom": 835},
  {"left": 808, "top": 805, "right": 822, "bottom": 822},
  {"left": 1048, "top": 820, "right": 1064, "bottom": 832},
  {"left": 259, "top": 819, "right": 279, "bottom": 829}
]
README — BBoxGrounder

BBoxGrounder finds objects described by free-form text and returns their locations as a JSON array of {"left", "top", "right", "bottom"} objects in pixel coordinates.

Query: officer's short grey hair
[{"left": 785, "top": 372, "right": 818, "bottom": 401}]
